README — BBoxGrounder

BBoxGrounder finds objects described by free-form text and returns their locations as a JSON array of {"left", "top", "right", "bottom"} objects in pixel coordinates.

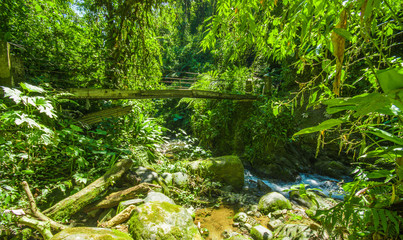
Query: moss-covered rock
[
  {"left": 51, "top": 227, "right": 133, "bottom": 240},
  {"left": 258, "top": 192, "right": 292, "bottom": 214},
  {"left": 128, "top": 201, "right": 202, "bottom": 240},
  {"left": 188, "top": 155, "right": 244, "bottom": 190}
]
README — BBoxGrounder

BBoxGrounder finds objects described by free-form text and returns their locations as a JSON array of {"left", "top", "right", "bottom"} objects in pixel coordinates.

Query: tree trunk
[{"left": 43, "top": 159, "right": 133, "bottom": 220}]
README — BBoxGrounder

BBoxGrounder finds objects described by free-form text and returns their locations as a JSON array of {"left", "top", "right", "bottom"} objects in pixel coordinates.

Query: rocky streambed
[{"left": 47, "top": 154, "right": 349, "bottom": 240}]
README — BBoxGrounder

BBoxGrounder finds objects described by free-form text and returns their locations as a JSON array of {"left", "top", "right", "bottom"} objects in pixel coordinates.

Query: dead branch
[{"left": 98, "top": 205, "right": 137, "bottom": 228}]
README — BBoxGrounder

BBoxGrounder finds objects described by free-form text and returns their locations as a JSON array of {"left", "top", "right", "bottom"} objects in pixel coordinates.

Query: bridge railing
[{"left": 161, "top": 72, "right": 199, "bottom": 89}]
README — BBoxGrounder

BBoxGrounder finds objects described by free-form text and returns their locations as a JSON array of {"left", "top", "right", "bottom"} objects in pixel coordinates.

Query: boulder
[
  {"left": 128, "top": 201, "right": 202, "bottom": 240},
  {"left": 314, "top": 160, "right": 350, "bottom": 179},
  {"left": 144, "top": 191, "right": 175, "bottom": 205},
  {"left": 258, "top": 192, "right": 292, "bottom": 214},
  {"left": 250, "top": 225, "right": 273, "bottom": 240},
  {"left": 233, "top": 212, "right": 248, "bottom": 223},
  {"left": 188, "top": 155, "right": 244, "bottom": 190},
  {"left": 51, "top": 227, "right": 133, "bottom": 240},
  {"left": 257, "top": 163, "right": 296, "bottom": 181},
  {"left": 173, "top": 172, "right": 189, "bottom": 187}
]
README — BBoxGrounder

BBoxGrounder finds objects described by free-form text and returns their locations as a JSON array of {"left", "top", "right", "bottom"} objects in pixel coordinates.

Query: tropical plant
[{"left": 294, "top": 68, "right": 403, "bottom": 238}]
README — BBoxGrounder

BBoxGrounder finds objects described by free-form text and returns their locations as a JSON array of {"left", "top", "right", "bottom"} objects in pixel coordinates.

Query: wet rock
[
  {"left": 314, "top": 159, "right": 351, "bottom": 179},
  {"left": 257, "top": 180, "right": 272, "bottom": 193},
  {"left": 51, "top": 227, "right": 133, "bottom": 240},
  {"left": 234, "top": 212, "right": 248, "bottom": 223},
  {"left": 258, "top": 192, "right": 292, "bottom": 214},
  {"left": 161, "top": 172, "right": 173, "bottom": 186},
  {"left": 250, "top": 225, "right": 273, "bottom": 240},
  {"left": 144, "top": 191, "right": 175, "bottom": 205},
  {"left": 257, "top": 163, "right": 296, "bottom": 182},
  {"left": 188, "top": 155, "right": 244, "bottom": 190},
  {"left": 173, "top": 172, "right": 189, "bottom": 187},
  {"left": 128, "top": 201, "right": 202, "bottom": 240},
  {"left": 135, "top": 166, "right": 159, "bottom": 183},
  {"left": 274, "top": 224, "right": 318, "bottom": 240}
]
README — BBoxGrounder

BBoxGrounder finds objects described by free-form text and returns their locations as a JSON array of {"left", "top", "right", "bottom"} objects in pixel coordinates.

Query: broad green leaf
[
  {"left": 365, "top": 126, "right": 403, "bottom": 146},
  {"left": 70, "top": 124, "right": 83, "bottom": 132},
  {"left": 366, "top": 169, "right": 393, "bottom": 179},
  {"left": 20, "top": 82, "right": 45, "bottom": 93},
  {"left": 377, "top": 68, "right": 403, "bottom": 93},
  {"left": 293, "top": 119, "right": 345, "bottom": 136},
  {"left": 333, "top": 28, "right": 353, "bottom": 41},
  {"left": 385, "top": 210, "right": 400, "bottom": 233},
  {"left": 378, "top": 209, "right": 388, "bottom": 233},
  {"left": 372, "top": 209, "right": 380, "bottom": 231},
  {"left": 22, "top": 169, "right": 35, "bottom": 175}
]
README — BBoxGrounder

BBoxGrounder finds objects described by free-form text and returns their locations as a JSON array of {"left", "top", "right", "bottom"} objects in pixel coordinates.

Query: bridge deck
[{"left": 63, "top": 89, "right": 258, "bottom": 100}]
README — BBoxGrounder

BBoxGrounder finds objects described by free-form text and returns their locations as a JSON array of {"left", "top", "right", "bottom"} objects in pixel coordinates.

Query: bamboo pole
[{"left": 62, "top": 89, "right": 258, "bottom": 101}]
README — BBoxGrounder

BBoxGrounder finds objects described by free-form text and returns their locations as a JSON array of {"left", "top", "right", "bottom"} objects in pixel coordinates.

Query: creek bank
[{"left": 24, "top": 147, "right": 345, "bottom": 240}]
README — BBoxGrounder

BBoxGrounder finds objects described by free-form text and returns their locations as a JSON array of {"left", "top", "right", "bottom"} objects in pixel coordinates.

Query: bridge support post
[
  {"left": 263, "top": 75, "right": 272, "bottom": 96},
  {"left": 0, "top": 41, "right": 13, "bottom": 87}
]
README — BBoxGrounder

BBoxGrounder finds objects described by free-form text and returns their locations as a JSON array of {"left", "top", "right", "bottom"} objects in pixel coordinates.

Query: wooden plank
[{"left": 63, "top": 89, "right": 258, "bottom": 100}]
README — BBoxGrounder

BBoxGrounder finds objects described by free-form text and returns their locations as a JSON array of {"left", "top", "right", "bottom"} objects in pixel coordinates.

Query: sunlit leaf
[
  {"left": 20, "top": 82, "right": 45, "bottom": 93},
  {"left": 293, "top": 119, "right": 345, "bottom": 136},
  {"left": 377, "top": 68, "right": 403, "bottom": 93}
]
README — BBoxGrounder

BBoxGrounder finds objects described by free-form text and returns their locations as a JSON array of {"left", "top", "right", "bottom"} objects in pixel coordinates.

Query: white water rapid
[{"left": 244, "top": 169, "right": 351, "bottom": 200}]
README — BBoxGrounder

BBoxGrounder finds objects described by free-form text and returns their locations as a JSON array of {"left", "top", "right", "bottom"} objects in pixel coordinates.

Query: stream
[{"left": 244, "top": 169, "right": 352, "bottom": 200}]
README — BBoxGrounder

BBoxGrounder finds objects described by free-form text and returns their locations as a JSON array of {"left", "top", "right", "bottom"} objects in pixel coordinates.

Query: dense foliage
[{"left": 0, "top": 0, "right": 402, "bottom": 239}]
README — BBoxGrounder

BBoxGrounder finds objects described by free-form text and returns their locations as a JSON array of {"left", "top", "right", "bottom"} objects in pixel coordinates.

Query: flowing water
[{"left": 244, "top": 169, "right": 352, "bottom": 200}]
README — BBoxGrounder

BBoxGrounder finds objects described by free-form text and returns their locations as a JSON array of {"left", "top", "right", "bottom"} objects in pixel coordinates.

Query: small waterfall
[{"left": 244, "top": 169, "right": 351, "bottom": 200}]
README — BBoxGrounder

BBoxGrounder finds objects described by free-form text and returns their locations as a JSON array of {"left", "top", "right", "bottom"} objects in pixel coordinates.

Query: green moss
[
  {"left": 51, "top": 227, "right": 133, "bottom": 240},
  {"left": 128, "top": 202, "right": 201, "bottom": 240}
]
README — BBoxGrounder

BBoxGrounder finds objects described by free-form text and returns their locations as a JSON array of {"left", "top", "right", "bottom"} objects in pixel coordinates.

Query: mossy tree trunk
[{"left": 43, "top": 159, "right": 133, "bottom": 220}]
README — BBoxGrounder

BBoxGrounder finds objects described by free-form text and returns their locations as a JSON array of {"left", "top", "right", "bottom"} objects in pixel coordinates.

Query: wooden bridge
[{"left": 64, "top": 88, "right": 258, "bottom": 100}]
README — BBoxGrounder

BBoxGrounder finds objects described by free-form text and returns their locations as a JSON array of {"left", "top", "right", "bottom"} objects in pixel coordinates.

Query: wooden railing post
[
  {"left": 263, "top": 75, "right": 272, "bottom": 96},
  {"left": 0, "top": 41, "right": 13, "bottom": 87}
]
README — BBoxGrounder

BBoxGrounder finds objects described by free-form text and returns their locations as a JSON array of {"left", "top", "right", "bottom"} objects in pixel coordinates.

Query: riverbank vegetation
[{"left": 1, "top": 0, "right": 402, "bottom": 239}]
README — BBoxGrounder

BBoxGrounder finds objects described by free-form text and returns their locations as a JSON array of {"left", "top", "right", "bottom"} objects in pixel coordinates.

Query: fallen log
[
  {"left": 21, "top": 181, "right": 67, "bottom": 231},
  {"left": 18, "top": 215, "right": 53, "bottom": 240},
  {"left": 7, "top": 181, "right": 70, "bottom": 240},
  {"left": 86, "top": 183, "right": 159, "bottom": 211},
  {"left": 43, "top": 159, "right": 133, "bottom": 220}
]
